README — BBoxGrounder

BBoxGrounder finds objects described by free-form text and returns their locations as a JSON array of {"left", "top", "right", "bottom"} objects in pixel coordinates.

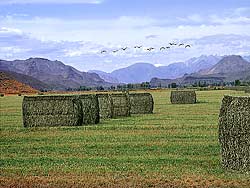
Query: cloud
[
  {"left": 1, "top": 27, "right": 250, "bottom": 72},
  {"left": 210, "top": 15, "right": 250, "bottom": 25},
  {"left": 0, "top": 0, "right": 103, "bottom": 4},
  {"left": 145, "top": 35, "right": 159, "bottom": 40}
]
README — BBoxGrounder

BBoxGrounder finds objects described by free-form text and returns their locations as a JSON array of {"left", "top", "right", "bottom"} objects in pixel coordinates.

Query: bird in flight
[
  {"left": 169, "top": 42, "right": 177, "bottom": 46},
  {"left": 160, "top": 47, "right": 165, "bottom": 50},
  {"left": 147, "top": 47, "right": 155, "bottom": 51},
  {"left": 185, "top": 45, "right": 191, "bottom": 48},
  {"left": 166, "top": 46, "right": 171, "bottom": 49},
  {"left": 134, "top": 45, "right": 142, "bottom": 49},
  {"left": 101, "top": 50, "right": 107, "bottom": 54},
  {"left": 121, "top": 47, "right": 128, "bottom": 51},
  {"left": 179, "top": 43, "right": 184, "bottom": 46},
  {"left": 113, "top": 49, "right": 119, "bottom": 53}
]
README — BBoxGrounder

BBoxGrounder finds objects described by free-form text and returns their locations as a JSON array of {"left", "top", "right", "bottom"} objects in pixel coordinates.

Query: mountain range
[
  {"left": 150, "top": 55, "right": 250, "bottom": 87},
  {"left": 0, "top": 55, "right": 249, "bottom": 92},
  {"left": 0, "top": 58, "right": 111, "bottom": 90},
  {"left": 89, "top": 55, "right": 222, "bottom": 83}
]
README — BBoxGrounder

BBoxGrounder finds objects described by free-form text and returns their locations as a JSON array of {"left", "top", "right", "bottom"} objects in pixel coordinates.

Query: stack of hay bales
[
  {"left": 110, "top": 93, "right": 130, "bottom": 117},
  {"left": 170, "top": 90, "right": 196, "bottom": 104},
  {"left": 22, "top": 95, "right": 82, "bottom": 127},
  {"left": 79, "top": 94, "right": 99, "bottom": 124},
  {"left": 97, "top": 94, "right": 113, "bottom": 119},
  {"left": 129, "top": 93, "right": 154, "bottom": 114},
  {"left": 218, "top": 95, "right": 250, "bottom": 172},
  {"left": 245, "top": 87, "right": 250, "bottom": 93}
]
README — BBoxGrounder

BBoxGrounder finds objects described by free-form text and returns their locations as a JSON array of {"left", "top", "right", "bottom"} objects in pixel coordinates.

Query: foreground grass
[{"left": 0, "top": 90, "right": 250, "bottom": 187}]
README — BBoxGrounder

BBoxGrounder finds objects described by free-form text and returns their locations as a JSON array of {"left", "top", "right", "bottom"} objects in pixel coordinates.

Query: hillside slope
[{"left": 0, "top": 72, "right": 38, "bottom": 94}]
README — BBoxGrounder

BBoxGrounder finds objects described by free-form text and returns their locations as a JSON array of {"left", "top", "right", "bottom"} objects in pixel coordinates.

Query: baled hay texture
[
  {"left": 245, "top": 87, "right": 250, "bottom": 93},
  {"left": 22, "top": 95, "right": 82, "bottom": 127},
  {"left": 97, "top": 94, "right": 113, "bottom": 119},
  {"left": 129, "top": 93, "right": 154, "bottom": 114},
  {"left": 219, "top": 95, "right": 250, "bottom": 172},
  {"left": 170, "top": 90, "right": 196, "bottom": 104},
  {"left": 110, "top": 93, "right": 131, "bottom": 117},
  {"left": 79, "top": 94, "right": 100, "bottom": 124}
]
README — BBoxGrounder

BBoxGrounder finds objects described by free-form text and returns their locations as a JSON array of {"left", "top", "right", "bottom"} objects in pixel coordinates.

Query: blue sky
[{"left": 0, "top": 0, "right": 250, "bottom": 71}]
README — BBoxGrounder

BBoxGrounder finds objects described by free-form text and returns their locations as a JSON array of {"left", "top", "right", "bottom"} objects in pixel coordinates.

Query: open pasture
[{"left": 0, "top": 90, "right": 250, "bottom": 187}]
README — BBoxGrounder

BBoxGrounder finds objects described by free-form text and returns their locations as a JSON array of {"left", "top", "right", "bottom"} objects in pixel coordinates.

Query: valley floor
[{"left": 0, "top": 90, "right": 250, "bottom": 188}]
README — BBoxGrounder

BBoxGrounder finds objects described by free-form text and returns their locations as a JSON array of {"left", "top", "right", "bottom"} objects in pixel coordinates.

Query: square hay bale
[
  {"left": 110, "top": 93, "right": 130, "bottom": 117},
  {"left": 170, "top": 90, "right": 196, "bottom": 104},
  {"left": 22, "top": 95, "right": 83, "bottom": 127},
  {"left": 219, "top": 95, "right": 250, "bottom": 172},
  {"left": 97, "top": 94, "right": 113, "bottom": 119},
  {"left": 79, "top": 94, "right": 100, "bottom": 124},
  {"left": 129, "top": 93, "right": 154, "bottom": 114}
]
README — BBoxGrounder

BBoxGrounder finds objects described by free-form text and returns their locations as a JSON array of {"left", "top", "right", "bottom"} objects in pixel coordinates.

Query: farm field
[{"left": 0, "top": 90, "right": 250, "bottom": 188}]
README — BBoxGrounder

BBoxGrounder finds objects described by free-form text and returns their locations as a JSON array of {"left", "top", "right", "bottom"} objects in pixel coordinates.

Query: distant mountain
[
  {"left": 150, "top": 55, "right": 250, "bottom": 87},
  {"left": 0, "top": 71, "right": 38, "bottom": 94},
  {"left": 184, "top": 55, "right": 222, "bottom": 73},
  {"left": 203, "top": 55, "right": 250, "bottom": 75},
  {"left": 0, "top": 58, "right": 110, "bottom": 90},
  {"left": 88, "top": 70, "right": 119, "bottom": 83},
  {"left": 110, "top": 63, "right": 159, "bottom": 83},
  {"left": 243, "top": 56, "right": 250, "bottom": 63},
  {"left": 199, "top": 55, "right": 250, "bottom": 82},
  {"left": 92, "top": 55, "right": 221, "bottom": 83}
]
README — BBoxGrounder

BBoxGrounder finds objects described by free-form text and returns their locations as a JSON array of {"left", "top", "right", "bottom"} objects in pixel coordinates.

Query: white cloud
[
  {"left": 1, "top": 14, "right": 250, "bottom": 46},
  {"left": 0, "top": 0, "right": 103, "bottom": 4},
  {"left": 1, "top": 26, "right": 250, "bottom": 72},
  {"left": 210, "top": 15, "right": 250, "bottom": 25},
  {"left": 0, "top": 27, "right": 23, "bottom": 34}
]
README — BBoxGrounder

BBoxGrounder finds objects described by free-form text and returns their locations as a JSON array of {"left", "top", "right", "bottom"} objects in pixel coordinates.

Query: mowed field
[{"left": 0, "top": 90, "right": 250, "bottom": 188}]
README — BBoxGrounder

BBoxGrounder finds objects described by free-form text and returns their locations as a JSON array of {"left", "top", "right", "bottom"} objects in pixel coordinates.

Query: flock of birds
[{"left": 100, "top": 42, "right": 191, "bottom": 54}]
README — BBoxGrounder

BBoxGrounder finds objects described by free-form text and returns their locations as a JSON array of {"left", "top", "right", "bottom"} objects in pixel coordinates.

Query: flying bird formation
[{"left": 100, "top": 42, "right": 191, "bottom": 54}]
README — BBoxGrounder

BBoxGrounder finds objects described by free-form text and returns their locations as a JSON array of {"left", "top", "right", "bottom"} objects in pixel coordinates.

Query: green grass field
[{"left": 1, "top": 90, "right": 250, "bottom": 187}]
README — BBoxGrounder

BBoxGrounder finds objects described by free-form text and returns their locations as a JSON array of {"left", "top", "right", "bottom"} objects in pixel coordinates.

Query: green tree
[
  {"left": 171, "top": 83, "right": 177, "bottom": 88},
  {"left": 235, "top": 80, "right": 241, "bottom": 86}
]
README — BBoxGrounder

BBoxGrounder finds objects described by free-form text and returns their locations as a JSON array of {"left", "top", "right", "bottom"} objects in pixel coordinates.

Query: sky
[{"left": 0, "top": 0, "right": 250, "bottom": 72}]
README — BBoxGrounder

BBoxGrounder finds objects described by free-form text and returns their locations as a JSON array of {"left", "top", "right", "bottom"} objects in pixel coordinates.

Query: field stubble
[{"left": 0, "top": 90, "right": 250, "bottom": 187}]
